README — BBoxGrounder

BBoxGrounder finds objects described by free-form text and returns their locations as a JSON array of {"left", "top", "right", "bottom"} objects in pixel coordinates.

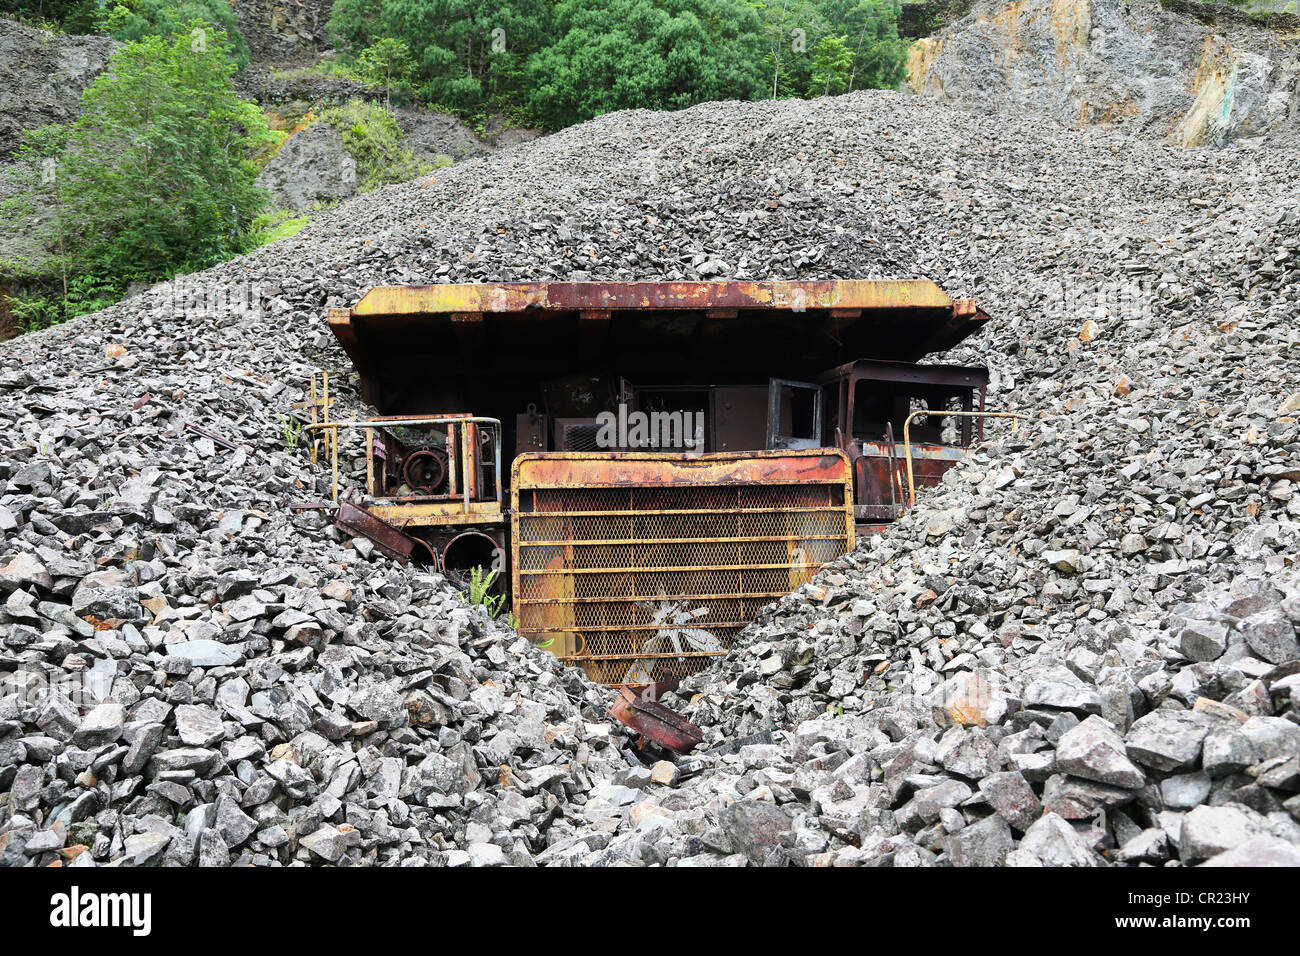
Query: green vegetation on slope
[
  {"left": 320, "top": 99, "right": 435, "bottom": 192},
  {"left": 3, "top": 27, "right": 272, "bottom": 329},
  {"left": 6, "top": 0, "right": 250, "bottom": 64},
  {"left": 326, "top": 0, "right": 910, "bottom": 128}
]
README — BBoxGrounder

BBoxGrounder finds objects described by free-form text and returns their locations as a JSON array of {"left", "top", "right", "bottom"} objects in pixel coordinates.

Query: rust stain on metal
[
  {"left": 349, "top": 279, "right": 968, "bottom": 316},
  {"left": 512, "top": 450, "right": 854, "bottom": 687},
  {"left": 311, "top": 280, "right": 999, "bottom": 690},
  {"left": 609, "top": 688, "right": 704, "bottom": 755},
  {"left": 333, "top": 499, "right": 436, "bottom": 565}
]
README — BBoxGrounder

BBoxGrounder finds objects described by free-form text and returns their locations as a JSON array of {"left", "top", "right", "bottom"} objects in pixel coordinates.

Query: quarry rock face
[
  {"left": 1, "top": 87, "right": 1297, "bottom": 865},
  {"left": 231, "top": 0, "right": 335, "bottom": 66},
  {"left": 256, "top": 121, "right": 359, "bottom": 212},
  {"left": 906, "top": 0, "right": 1300, "bottom": 145},
  {"left": 0, "top": 18, "right": 118, "bottom": 157}
]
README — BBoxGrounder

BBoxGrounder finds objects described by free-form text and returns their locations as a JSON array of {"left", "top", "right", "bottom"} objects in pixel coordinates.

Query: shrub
[{"left": 320, "top": 100, "right": 432, "bottom": 192}]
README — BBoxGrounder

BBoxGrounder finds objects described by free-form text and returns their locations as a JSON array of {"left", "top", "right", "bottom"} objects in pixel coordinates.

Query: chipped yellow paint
[{"left": 349, "top": 279, "right": 962, "bottom": 318}]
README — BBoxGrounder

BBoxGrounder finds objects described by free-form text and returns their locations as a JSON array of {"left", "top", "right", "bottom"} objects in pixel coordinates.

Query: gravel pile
[
  {"left": 2, "top": 89, "right": 1297, "bottom": 865},
  {"left": 0, "top": 294, "right": 629, "bottom": 867}
]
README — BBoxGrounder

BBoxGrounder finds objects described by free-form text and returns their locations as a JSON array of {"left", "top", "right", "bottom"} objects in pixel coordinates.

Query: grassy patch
[
  {"left": 320, "top": 100, "right": 432, "bottom": 192},
  {"left": 252, "top": 208, "right": 312, "bottom": 246}
]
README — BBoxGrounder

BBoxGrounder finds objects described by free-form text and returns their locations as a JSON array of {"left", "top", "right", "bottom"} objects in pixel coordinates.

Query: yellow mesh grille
[{"left": 512, "top": 457, "right": 854, "bottom": 687}]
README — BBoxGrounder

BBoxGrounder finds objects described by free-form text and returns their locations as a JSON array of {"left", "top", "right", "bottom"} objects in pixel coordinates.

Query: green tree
[
  {"left": 326, "top": 0, "right": 384, "bottom": 57},
  {"left": 378, "top": 0, "right": 550, "bottom": 112},
  {"left": 97, "top": 0, "right": 251, "bottom": 68},
  {"left": 811, "top": 33, "right": 854, "bottom": 95},
  {"left": 357, "top": 37, "right": 415, "bottom": 106},
  {"left": 526, "top": 0, "right": 765, "bottom": 128},
  {"left": 5, "top": 28, "right": 271, "bottom": 319},
  {"left": 5, "top": 0, "right": 100, "bottom": 32},
  {"left": 817, "top": 0, "right": 908, "bottom": 91}
]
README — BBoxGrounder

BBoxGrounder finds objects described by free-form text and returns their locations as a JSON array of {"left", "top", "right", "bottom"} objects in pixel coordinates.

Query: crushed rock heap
[{"left": 2, "top": 89, "right": 1298, "bottom": 866}]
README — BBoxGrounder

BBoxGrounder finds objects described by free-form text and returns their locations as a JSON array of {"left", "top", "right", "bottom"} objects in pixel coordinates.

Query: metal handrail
[
  {"left": 902, "top": 409, "right": 1024, "bottom": 506},
  {"left": 884, "top": 421, "right": 901, "bottom": 518},
  {"left": 304, "top": 414, "right": 503, "bottom": 506}
]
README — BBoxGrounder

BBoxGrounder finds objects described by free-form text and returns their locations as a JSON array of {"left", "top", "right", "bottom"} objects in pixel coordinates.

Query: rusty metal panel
[
  {"left": 334, "top": 500, "right": 436, "bottom": 565},
  {"left": 329, "top": 281, "right": 992, "bottom": 413},
  {"left": 609, "top": 688, "right": 704, "bottom": 755},
  {"left": 712, "top": 387, "right": 768, "bottom": 452},
  {"left": 349, "top": 279, "right": 968, "bottom": 316},
  {"left": 511, "top": 450, "right": 854, "bottom": 687}
]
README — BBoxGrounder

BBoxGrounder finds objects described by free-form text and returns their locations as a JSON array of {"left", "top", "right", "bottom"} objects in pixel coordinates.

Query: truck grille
[{"left": 511, "top": 452, "right": 854, "bottom": 687}]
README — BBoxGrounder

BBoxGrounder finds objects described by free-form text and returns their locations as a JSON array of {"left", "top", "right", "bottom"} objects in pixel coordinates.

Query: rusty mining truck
[{"left": 310, "top": 280, "right": 995, "bottom": 690}]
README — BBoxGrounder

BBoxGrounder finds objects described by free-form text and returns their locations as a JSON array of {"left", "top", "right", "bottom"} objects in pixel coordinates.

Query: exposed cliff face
[
  {"left": 906, "top": 0, "right": 1299, "bottom": 145},
  {"left": 255, "top": 120, "right": 358, "bottom": 211},
  {"left": 231, "top": 0, "right": 335, "bottom": 65},
  {"left": 0, "top": 19, "right": 117, "bottom": 157}
]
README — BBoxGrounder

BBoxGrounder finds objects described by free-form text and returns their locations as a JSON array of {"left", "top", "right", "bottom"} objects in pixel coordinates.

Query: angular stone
[
  {"left": 175, "top": 704, "right": 226, "bottom": 747},
  {"left": 1055, "top": 715, "right": 1146, "bottom": 788},
  {"left": 468, "top": 841, "right": 507, "bottom": 866},
  {"left": 122, "top": 722, "right": 164, "bottom": 774},
  {"left": 1178, "top": 805, "right": 1263, "bottom": 864},
  {"left": 1125, "top": 709, "right": 1211, "bottom": 771},
  {"left": 939, "top": 728, "right": 1001, "bottom": 779},
  {"left": 1201, "top": 836, "right": 1300, "bottom": 867},
  {"left": 1179, "top": 622, "right": 1228, "bottom": 662},
  {"left": 650, "top": 761, "right": 680, "bottom": 786},
  {"left": 1241, "top": 609, "right": 1300, "bottom": 664},
  {"left": 977, "top": 771, "right": 1042, "bottom": 832},
  {"left": 73, "top": 702, "right": 125, "bottom": 748},
  {"left": 944, "top": 814, "right": 1014, "bottom": 866},
  {"left": 1022, "top": 666, "right": 1102, "bottom": 714},
  {"left": 1238, "top": 716, "right": 1300, "bottom": 763},
  {"left": 1042, "top": 773, "right": 1137, "bottom": 820},
  {"left": 1202, "top": 729, "right": 1255, "bottom": 778},
  {"left": 1160, "top": 771, "right": 1212, "bottom": 809},
  {"left": 123, "top": 831, "right": 171, "bottom": 866},
  {"left": 151, "top": 747, "right": 219, "bottom": 776},
  {"left": 719, "top": 800, "right": 792, "bottom": 865},
  {"left": 166, "top": 640, "right": 243, "bottom": 667},
  {"left": 197, "top": 828, "right": 231, "bottom": 867},
  {"left": 214, "top": 794, "right": 258, "bottom": 848},
  {"left": 0, "top": 553, "right": 53, "bottom": 593},
  {"left": 1018, "top": 812, "right": 1101, "bottom": 867},
  {"left": 933, "top": 671, "right": 1008, "bottom": 727},
  {"left": 300, "top": 825, "right": 346, "bottom": 862},
  {"left": 71, "top": 584, "right": 140, "bottom": 622},
  {"left": 1115, "top": 828, "right": 1171, "bottom": 864}
]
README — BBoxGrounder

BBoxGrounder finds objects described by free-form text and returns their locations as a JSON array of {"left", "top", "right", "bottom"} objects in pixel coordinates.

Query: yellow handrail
[
  {"left": 302, "top": 413, "right": 503, "bottom": 504},
  {"left": 902, "top": 409, "right": 1024, "bottom": 506}
]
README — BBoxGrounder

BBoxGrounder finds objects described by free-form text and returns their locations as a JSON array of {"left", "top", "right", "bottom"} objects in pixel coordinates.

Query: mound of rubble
[{"left": 2, "top": 86, "right": 1298, "bottom": 865}]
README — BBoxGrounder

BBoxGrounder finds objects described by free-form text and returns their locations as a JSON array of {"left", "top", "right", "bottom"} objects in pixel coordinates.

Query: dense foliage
[
  {"left": 326, "top": 0, "right": 909, "bottom": 127},
  {"left": 4, "top": 29, "right": 271, "bottom": 327},
  {"left": 6, "top": 0, "right": 250, "bottom": 65},
  {"left": 98, "top": 0, "right": 251, "bottom": 68}
]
